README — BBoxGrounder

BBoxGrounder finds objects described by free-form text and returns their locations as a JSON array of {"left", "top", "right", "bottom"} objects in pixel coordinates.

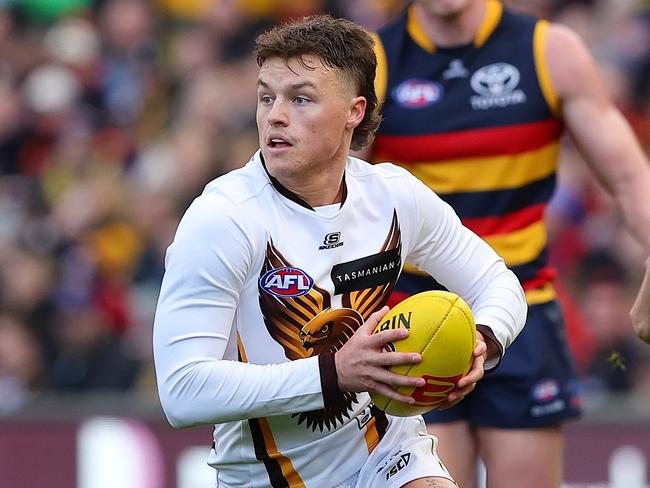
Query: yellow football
[{"left": 370, "top": 290, "right": 476, "bottom": 416}]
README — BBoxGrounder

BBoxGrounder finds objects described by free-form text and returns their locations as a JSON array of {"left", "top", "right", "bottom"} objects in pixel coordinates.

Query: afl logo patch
[
  {"left": 392, "top": 79, "right": 442, "bottom": 108},
  {"left": 260, "top": 267, "right": 314, "bottom": 297},
  {"left": 532, "top": 379, "right": 559, "bottom": 403}
]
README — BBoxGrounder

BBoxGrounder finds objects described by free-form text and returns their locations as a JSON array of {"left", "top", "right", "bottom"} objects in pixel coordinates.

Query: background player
[{"left": 365, "top": 1, "right": 650, "bottom": 487}]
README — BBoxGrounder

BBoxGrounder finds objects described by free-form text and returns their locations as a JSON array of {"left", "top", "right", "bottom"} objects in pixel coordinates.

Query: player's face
[
  {"left": 256, "top": 55, "right": 364, "bottom": 183},
  {"left": 414, "top": 0, "right": 474, "bottom": 18}
]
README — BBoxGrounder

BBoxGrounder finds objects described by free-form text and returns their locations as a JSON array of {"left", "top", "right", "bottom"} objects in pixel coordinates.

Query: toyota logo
[{"left": 470, "top": 63, "right": 520, "bottom": 96}]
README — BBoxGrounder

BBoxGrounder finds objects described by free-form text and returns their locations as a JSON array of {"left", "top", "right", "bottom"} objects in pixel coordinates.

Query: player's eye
[
  {"left": 294, "top": 96, "right": 309, "bottom": 105},
  {"left": 260, "top": 95, "right": 274, "bottom": 105}
]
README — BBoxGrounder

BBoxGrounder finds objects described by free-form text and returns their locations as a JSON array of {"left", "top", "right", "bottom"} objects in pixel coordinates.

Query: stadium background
[{"left": 0, "top": 0, "right": 648, "bottom": 486}]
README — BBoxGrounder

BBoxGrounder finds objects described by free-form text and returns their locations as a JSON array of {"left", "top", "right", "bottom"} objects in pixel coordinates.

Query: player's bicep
[
  {"left": 545, "top": 23, "right": 622, "bottom": 185},
  {"left": 406, "top": 178, "right": 498, "bottom": 294},
  {"left": 546, "top": 23, "right": 650, "bottom": 226}
]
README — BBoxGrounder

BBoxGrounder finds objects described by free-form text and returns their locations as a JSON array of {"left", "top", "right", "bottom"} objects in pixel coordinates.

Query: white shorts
[{"left": 333, "top": 416, "right": 456, "bottom": 488}]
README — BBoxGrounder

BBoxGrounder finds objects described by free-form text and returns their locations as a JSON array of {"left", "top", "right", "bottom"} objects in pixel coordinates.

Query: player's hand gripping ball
[{"left": 370, "top": 290, "right": 476, "bottom": 416}]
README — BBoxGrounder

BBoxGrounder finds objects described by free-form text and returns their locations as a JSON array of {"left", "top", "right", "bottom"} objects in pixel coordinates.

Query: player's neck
[
  {"left": 279, "top": 162, "right": 346, "bottom": 208},
  {"left": 297, "top": 178, "right": 345, "bottom": 208},
  {"left": 413, "top": 0, "right": 486, "bottom": 48}
]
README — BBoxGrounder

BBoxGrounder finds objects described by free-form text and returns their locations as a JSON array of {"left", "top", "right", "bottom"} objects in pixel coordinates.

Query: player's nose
[{"left": 267, "top": 98, "right": 289, "bottom": 126}]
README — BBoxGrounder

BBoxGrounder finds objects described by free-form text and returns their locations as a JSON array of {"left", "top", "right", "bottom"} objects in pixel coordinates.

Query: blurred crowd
[{"left": 0, "top": 0, "right": 648, "bottom": 415}]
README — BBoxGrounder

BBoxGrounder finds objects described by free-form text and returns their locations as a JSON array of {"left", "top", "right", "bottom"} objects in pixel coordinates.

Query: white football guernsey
[{"left": 153, "top": 151, "right": 526, "bottom": 487}]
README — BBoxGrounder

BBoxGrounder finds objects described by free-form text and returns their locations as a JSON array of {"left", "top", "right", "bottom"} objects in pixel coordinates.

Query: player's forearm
[
  {"left": 469, "top": 264, "right": 527, "bottom": 363},
  {"left": 410, "top": 180, "right": 527, "bottom": 354},
  {"left": 631, "top": 257, "right": 650, "bottom": 344},
  {"left": 569, "top": 103, "right": 650, "bottom": 249},
  {"left": 157, "top": 356, "right": 325, "bottom": 428},
  {"left": 614, "top": 176, "right": 650, "bottom": 251}
]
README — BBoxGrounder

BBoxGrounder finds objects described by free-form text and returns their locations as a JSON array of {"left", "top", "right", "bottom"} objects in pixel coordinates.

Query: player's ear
[{"left": 346, "top": 96, "right": 367, "bottom": 130}]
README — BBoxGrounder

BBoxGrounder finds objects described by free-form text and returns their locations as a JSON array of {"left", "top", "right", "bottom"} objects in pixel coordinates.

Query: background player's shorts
[
  {"left": 334, "top": 416, "right": 456, "bottom": 487},
  {"left": 423, "top": 299, "right": 582, "bottom": 428}
]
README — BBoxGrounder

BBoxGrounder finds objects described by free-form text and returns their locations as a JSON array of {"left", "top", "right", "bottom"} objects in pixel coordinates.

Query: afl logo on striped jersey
[
  {"left": 392, "top": 78, "right": 443, "bottom": 109},
  {"left": 260, "top": 267, "right": 314, "bottom": 297}
]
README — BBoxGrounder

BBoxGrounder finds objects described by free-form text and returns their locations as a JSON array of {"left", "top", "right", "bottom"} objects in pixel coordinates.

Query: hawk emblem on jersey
[{"left": 258, "top": 210, "right": 402, "bottom": 432}]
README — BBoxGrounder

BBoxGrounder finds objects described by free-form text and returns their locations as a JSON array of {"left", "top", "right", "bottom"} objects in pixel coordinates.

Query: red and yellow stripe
[{"left": 373, "top": 119, "right": 562, "bottom": 162}]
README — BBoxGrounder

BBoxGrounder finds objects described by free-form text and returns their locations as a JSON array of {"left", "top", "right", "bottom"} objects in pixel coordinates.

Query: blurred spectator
[
  {"left": 575, "top": 250, "right": 643, "bottom": 393},
  {"left": 0, "top": 314, "right": 44, "bottom": 414},
  {"left": 50, "top": 298, "right": 140, "bottom": 391},
  {"left": 0, "top": 246, "right": 58, "bottom": 367},
  {"left": 0, "top": 67, "right": 25, "bottom": 176},
  {"left": 99, "top": 0, "right": 160, "bottom": 126}
]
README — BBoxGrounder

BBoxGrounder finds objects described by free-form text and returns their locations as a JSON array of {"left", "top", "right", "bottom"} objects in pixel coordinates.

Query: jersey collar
[
  {"left": 259, "top": 153, "right": 348, "bottom": 211},
  {"left": 407, "top": 0, "right": 503, "bottom": 53}
]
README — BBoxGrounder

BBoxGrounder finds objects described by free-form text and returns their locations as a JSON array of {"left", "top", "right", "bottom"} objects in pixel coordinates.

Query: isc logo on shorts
[
  {"left": 260, "top": 267, "right": 314, "bottom": 297},
  {"left": 386, "top": 452, "right": 411, "bottom": 480}
]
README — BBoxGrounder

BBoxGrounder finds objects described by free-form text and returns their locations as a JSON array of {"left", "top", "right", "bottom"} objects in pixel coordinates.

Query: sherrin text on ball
[{"left": 370, "top": 290, "right": 476, "bottom": 416}]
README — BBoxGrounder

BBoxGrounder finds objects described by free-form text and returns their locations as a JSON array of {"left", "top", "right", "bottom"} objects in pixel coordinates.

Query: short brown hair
[{"left": 254, "top": 15, "right": 381, "bottom": 151}]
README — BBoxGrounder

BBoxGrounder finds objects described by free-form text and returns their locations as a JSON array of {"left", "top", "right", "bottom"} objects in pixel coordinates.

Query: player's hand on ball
[
  {"left": 438, "top": 331, "right": 488, "bottom": 409},
  {"left": 334, "top": 306, "right": 425, "bottom": 405}
]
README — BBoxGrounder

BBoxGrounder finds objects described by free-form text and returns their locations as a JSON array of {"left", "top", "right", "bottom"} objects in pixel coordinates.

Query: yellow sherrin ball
[{"left": 370, "top": 290, "right": 476, "bottom": 416}]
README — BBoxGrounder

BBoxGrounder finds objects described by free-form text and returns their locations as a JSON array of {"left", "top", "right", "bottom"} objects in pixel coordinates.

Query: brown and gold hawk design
[{"left": 257, "top": 210, "right": 402, "bottom": 432}]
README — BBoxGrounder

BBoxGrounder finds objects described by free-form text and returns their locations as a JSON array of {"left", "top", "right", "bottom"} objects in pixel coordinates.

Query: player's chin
[{"left": 261, "top": 150, "right": 295, "bottom": 177}]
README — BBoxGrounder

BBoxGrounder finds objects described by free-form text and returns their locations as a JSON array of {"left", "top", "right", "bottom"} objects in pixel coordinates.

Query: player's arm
[
  {"left": 631, "top": 257, "right": 650, "bottom": 344},
  {"left": 406, "top": 176, "right": 528, "bottom": 365},
  {"left": 544, "top": 23, "right": 650, "bottom": 343},
  {"left": 153, "top": 194, "right": 327, "bottom": 427},
  {"left": 153, "top": 192, "right": 423, "bottom": 427},
  {"left": 402, "top": 175, "right": 527, "bottom": 406},
  {"left": 545, "top": 24, "right": 650, "bottom": 249}
]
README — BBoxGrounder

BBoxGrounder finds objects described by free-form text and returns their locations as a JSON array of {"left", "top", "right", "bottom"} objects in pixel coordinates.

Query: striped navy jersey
[{"left": 372, "top": 0, "right": 563, "bottom": 305}]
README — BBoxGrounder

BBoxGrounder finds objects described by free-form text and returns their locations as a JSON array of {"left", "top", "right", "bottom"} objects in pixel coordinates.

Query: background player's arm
[
  {"left": 631, "top": 257, "right": 650, "bottom": 343},
  {"left": 545, "top": 23, "right": 650, "bottom": 249},
  {"left": 545, "top": 23, "right": 650, "bottom": 344}
]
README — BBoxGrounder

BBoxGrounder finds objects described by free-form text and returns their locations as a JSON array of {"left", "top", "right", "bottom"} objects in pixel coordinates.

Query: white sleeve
[
  {"left": 405, "top": 177, "right": 527, "bottom": 365},
  {"left": 153, "top": 194, "right": 325, "bottom": 428}
]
